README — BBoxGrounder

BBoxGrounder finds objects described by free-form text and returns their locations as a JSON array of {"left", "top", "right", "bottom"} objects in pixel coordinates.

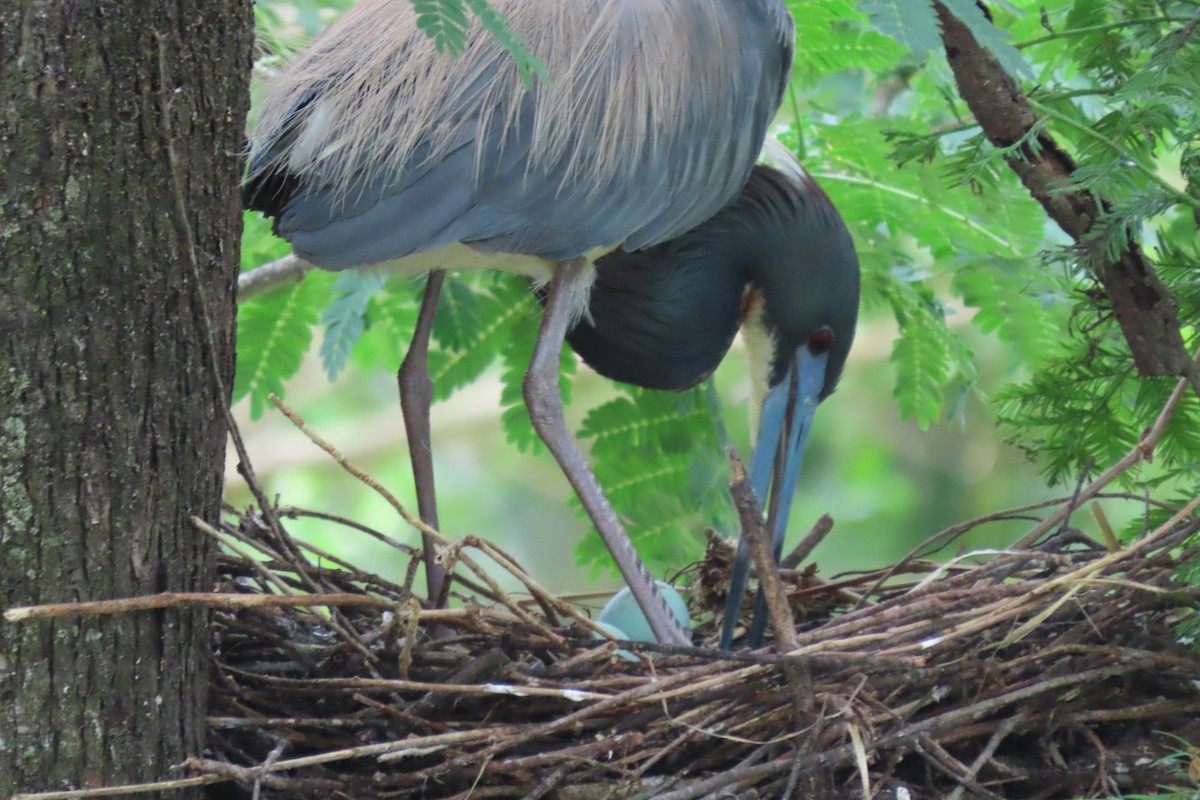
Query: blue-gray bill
[{"left": 720, "top": 346, "right": 828, "bottom": 649}]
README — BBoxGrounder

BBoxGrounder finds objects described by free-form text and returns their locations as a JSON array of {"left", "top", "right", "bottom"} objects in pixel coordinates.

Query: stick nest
[{"left": 202, "top": 499, "right": 1200, "bottom": 800}]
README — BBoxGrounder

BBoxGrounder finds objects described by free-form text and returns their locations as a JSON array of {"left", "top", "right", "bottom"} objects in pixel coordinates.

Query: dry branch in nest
[{"left": 161, "top": 486, "right": 1195, "bottom": 800}]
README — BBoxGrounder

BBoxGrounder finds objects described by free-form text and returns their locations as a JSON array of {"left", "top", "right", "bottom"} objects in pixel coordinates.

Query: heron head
[
  {"left": 739, "top": 162, "right": 860, "bottom": 562},
  {"left": 717, "top": 160, "right": 859, "bottom": 648}
]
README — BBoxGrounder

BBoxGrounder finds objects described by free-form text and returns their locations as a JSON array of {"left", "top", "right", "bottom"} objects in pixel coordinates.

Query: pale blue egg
[{"left": 597, "top": 581, "right": 691, "bottom": 646}]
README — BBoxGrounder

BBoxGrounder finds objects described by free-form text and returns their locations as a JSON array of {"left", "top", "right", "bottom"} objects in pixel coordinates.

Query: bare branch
[{"left": 237, "top": 253, "right": 312, "bottom": 301}]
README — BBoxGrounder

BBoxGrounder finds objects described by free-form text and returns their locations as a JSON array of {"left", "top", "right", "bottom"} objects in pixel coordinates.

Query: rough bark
[
  {"left": 0, "top": 1, "right": 251, "bottom": 795},
  {"left": 936, "top": 2, "right": 1192, "bottom": 379}
]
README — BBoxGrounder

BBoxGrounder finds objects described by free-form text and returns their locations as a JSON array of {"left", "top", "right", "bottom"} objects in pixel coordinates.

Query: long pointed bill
[{"left": 720, "top": 346, "right": 828, "bottom": 649}]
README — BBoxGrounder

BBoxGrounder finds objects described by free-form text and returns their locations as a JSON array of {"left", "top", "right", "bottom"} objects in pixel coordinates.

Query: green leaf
[
  {"left": 429, "top": 274, "right": 537, "bottom": 402},
  {"left": 348, "top": 279, "right": 422, "bottom": 374},
  {"left": 432, "top": 277, "right": 486, "bottom": 352},
  {"left": 236, "top": 211, "right": 329, "bottom": 418},
  {"left": 951, "top": 257, "right": 1066, "bottom": 368},
  {"left": 234, "top": 273, "right": 331, "bottom": 419},
  {"left": 858, "top": 0, "right": 940, "bottom": 60},
  {"left": 817, "top": 117, "right": 1043, "bottom": 265},
  {"left": 240, "top": 212, "right": 290, "bottom": 271},
  {"left": 462, "top": 0, "right": 547, "bottom": 83},
  {"left": 790, "top": 0, "right": 905, "bottom": 77},
  {"left": 890, "top": 319, "right": 949, "bottom": 428},
  {"left": 574, "top": 386, "right": 732, "bottom": 575},
  {"left": 320, "top": 272, "right": 385, "bottom": 381},
  {"left": 411, "top": 0, "right": 471, "bottom": 55},
  {"left": 411, "top": 0, "right": 546, "bottom": 83}
]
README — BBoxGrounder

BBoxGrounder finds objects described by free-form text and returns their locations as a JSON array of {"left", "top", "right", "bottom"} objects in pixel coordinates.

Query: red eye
[{"left": 807, "top": 328, "right": 834, "bottom": 355}]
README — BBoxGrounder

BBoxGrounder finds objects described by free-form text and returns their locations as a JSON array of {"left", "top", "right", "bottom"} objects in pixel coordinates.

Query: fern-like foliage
[
  {"left": 805, "top": 113, "right": 1040, "bottom": 427},
  {"left": 409, "top": 0, "right": 470, "bottom": 53},
  {"left": 789, "top": 0, "right": 905, "bottom": 77},
  {"left": 875, "top": 268, "right": 978, "bottom": 426},
  {"left": 574, "top": 386, "right": 733, "bottom": 577},
  {"left": 950, "top": 256, "right": 1068, "bottom": 369},
  {"left": 858, "top": 0, "right": 942, "bottom": 61},
  {"left": 320, "top": 272, "right": 386, "bottom": 381},
  {"left": 410, "top": 0, "right": 545, "bottom": 83},
  {"left": 235, "top": 276, "right": 332, "bottom": 420},
  {"left": 345, "top": 277, "right": 420, "bottom": 374},
  {"left": 235, "top": 214, "right": 334, "bottom": 418},
  {"left": 996, "top": 337, "right": 1200, "bottom": 489}
]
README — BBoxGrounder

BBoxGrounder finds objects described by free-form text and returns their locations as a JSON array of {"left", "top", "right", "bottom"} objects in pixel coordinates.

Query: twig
[
  {"left": 449, "top": 537, "right": 569, "bottom": 647},
  {"left": 5, "top": 592, "right": 510, "bottom": 623},
  {"left": 11, "top": 774, "right": 228, "bottom": 800},
  {"left": 352, "top": 691, "right": 449, "bottom": 732},
  {"left": 652, "top": 756, "right": 787, "bottom": 800},
  {"left": 206, "top": 725, "right": 524, "bottom": 773},
  {"left": 1030, "top": 493, "right": 1200, "bottom": 595},
  {"left": 183, "top": 759, "right": 342, "bottom": 791},
  {"left": 780, "top": 513, "right": 834, "bottom": 570},
  {"left": 276, "top": 506, "right": 416, "bottom": 555},
  {"left": 7, "top": 592, "right": 378, "bottom": 621},
  {"left": 726, "top": 446, "right": 815, "bottom": 770},
  {"left": 198, "top": 517, "right": 299, "bottom": 598},
  {"left": 854, "top": 496, "right": 1091, "bottom": 609},
  {"left": 241, "top": 675, "right": 607, "bottom": 702},
  {"left": 269, "top": 394, "right": 446, "bottom": 548},
  {"left": 267, "top": 394, "right": 571, "bottom": 646},
  {"left": 523, "top": 765, "right": 572, "bottom": 800},
  {"left": 398, "top": 596, "right": 421, "bottom": 677},
  {"left": 727, "top": 448, "right": 797, "bottom": 651},
  {"left": 944, "top": 713, "right": 1025, "bottom": 800},
  {"left": 918, "top": 735, "right": 1009, "bottom": 800},
  {"left": 470, "top": 660, "right": 735, "bottom": 764},
  {"left": 848, "top": 724, "right": 871, "bottom": 799},
  {"left": 1055, "top": 457, "right": 1096, "bottom": 538},
  {"left": 207, "top": 716, "right": 390, "bottom": 730},
  {"left": 470, "top": 536, "right": 616, "bottom": 638},
  {"left": 1013, "top": 368, "right": 1194, "bottom": 548},
  {"left": 237, "top": 253, "right": 312, "bottom": 301}
]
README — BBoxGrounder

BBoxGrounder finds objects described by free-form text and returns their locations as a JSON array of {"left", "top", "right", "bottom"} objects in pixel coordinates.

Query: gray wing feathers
[{"left": 246, "top": 0, "right": 794, "bottom": 268}]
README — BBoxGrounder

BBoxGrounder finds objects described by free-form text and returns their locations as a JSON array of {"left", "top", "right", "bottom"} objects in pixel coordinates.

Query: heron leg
[
  {"left": 398, "top": 269, "right": 448, "bottom": 606},
  {"left": 523, "top": 258, "right": 691, "bottom": 647}
]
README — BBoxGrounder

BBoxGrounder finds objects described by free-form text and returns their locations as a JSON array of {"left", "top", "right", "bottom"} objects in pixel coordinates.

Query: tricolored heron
[
  {"left": 570, "top": 161, "right": 859, "bottom": 649},
  {"left": 243, "top": 0, "right": 796, "bottom": 646}
]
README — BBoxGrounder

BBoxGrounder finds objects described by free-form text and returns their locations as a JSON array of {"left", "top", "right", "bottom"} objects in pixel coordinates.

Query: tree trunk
[{"left": 0, "top": 1, "right": 250, "bottom": 795}]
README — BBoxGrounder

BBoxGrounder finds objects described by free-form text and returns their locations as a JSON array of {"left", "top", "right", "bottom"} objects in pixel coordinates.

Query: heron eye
[{"left": 807, "top": 328, "right": 834, "bottom": 355}]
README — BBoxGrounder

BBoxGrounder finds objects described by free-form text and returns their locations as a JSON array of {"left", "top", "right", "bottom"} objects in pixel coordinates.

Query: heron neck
[{"left": 564, "top": 240, "right": 749, "bottom": 391}]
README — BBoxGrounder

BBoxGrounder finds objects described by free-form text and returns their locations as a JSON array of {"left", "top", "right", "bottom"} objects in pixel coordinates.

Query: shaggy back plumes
[{"left": 247, "top": 0, "right": 795, "bottom": 256}]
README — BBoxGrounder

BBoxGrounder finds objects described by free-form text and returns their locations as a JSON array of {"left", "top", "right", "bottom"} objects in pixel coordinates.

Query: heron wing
[{"left": 245, "top": 0, "right": 794, "bottom": 269}]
